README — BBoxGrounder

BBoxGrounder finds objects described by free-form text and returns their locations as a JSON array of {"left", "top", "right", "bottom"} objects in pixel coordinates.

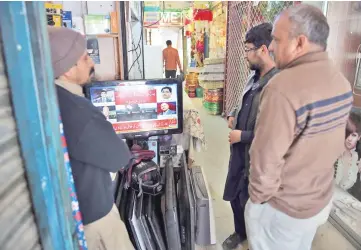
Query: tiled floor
[{"left": 190, "top": 98, "right": 356, "bottom": 250}]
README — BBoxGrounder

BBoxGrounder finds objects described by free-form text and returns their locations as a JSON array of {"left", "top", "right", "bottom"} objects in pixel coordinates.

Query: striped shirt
[
  {"left": 296, "top": 91, "right": 353, "bottom": 137},
  {"left": 249, "top": 52, "right": 353, "bottom": 219}
]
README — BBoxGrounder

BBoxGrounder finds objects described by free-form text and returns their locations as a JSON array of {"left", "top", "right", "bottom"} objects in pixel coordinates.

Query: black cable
[
  {"left": 127, "top": 1, "right": 165, "bottom": 53},
  {"left": 127, "top": 43, "right": 140, "bottom": 53},
  {"left": 133, "top": 1, "right": 165, "bottom": 47},
  {"left": 135, "top": 42, "right": 143, "bottom": 78},
  {"left": 128, "top": 44, "right": 142, "bottom": 74},
  {"left": 128, "top": 5, "right": 144, "bottom": 75},
  {"left": 128, "top": 1, "right": 173, "bottom": 76},
  {"left": 131, "top": 30, "right": 143, "bottom": 77},
  {"left": 120, "top": 1, "right": 129, "bottom": 80},
  {"left": 128, "top": 14, "right": 144, "bottom": 75}
]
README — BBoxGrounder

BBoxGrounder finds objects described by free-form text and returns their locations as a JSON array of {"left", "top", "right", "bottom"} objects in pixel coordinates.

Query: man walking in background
[
  {"left": 163, "top": 40, "right": 182, "bottom": 78},
  {"left": 222, "top": 23, "right": 278, "bottom": 250},
  {"left": 246, "top": 4, "right": 353, "bottom": 250}
]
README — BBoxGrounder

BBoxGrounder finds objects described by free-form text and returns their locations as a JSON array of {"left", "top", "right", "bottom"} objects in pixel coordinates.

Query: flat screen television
[{"left": 84, "top": 79, "right": 183, "bottom": 139}]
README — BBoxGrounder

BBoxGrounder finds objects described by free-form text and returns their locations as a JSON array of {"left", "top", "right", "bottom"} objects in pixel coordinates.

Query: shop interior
[
  {"left": 4, "top": 1, "right": 361, "bottom": 250},
  {"left": 43, "top": 1, "right": 361, "bottom": 249}
]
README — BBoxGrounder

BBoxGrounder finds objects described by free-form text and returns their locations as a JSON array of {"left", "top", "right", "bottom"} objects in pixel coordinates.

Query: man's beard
[
  {"left": 86, "top": 67, "right": 96, "bottom": 84},
  {"left": 249, "top": 62, "right": 260, "bottom": 71},
  {"left": 79, "top": 67, "right": 96, "bottom": 85}
]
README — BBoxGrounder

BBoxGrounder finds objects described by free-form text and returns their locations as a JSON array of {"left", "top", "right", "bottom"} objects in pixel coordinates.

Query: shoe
[{"left": 222, "top": 232, "right": 243, "bottom": 250}]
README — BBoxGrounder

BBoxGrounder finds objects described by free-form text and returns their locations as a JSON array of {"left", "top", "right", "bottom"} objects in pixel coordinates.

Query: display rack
[
  {"left": 196, "top": 2, "right": 227, "bottom": 116},
  {"left": 46, "top": 1, "right": 125, "bottom": 80},
  {"left": 199, "top": 58, "right": 225, "bottom": 115},
  {"left": 185, "top": 69, "right": 201, "bottom": 99},
  {"left": 209, "top": 2, "right": 227, "bottom": 59}
]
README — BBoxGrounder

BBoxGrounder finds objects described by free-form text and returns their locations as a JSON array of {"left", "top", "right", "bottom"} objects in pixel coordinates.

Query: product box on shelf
[
  {"left": 199, "top": 81, "right": 224, "bottom": 90},
  {"left": 185, "top": 72, "right": 200, "bottom": 98},
  {"left": 202, "top": 88, "right": 223, "bottom": 115},
  {"left": 203, "top": 101, "right": 223, "bottom": 115},
  {"left": 204, "top": 88, "right": 223, "bottom": 102}
]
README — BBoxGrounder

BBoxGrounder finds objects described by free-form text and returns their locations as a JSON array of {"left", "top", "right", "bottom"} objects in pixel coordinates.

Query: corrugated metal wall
[{"left": 0, "top": 34, "right": 41, "bottom": 250}]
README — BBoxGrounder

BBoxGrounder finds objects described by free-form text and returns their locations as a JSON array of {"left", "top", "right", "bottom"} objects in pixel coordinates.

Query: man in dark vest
[{"left": 222, "top": 23, "right": 278, "bottom": 250}]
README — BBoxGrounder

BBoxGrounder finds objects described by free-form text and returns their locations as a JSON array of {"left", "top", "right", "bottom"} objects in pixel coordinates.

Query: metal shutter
[{"left": 0, "top": 34, "right": 41, "bottom": 249}]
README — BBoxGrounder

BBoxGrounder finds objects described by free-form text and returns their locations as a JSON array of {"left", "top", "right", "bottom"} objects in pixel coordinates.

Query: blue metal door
[{"left": 0, "top": 2, "right": 77, "bottom": 249}]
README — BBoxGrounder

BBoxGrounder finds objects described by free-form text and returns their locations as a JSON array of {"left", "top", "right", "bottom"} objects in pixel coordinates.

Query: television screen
[{"left": 85, "top": 79, "right": 183, "bottom": 138}]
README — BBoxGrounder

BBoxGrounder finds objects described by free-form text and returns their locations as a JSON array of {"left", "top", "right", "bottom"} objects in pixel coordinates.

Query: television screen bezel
[{"left": 84, "top": 78, "right": 183, "bottom": 139}]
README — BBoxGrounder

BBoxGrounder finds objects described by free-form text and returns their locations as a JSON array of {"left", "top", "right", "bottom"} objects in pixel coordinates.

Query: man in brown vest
[{"left": 245, "top": 4, "right": 353, "bottom": 250}]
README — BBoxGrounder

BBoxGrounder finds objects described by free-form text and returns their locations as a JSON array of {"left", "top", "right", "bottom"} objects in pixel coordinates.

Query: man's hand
[
  {"left": 229, "top": 130, "right": 242, "bottom": 144},
  {"left": 228, "top": 116, "right": 235, "bottom": 129}
]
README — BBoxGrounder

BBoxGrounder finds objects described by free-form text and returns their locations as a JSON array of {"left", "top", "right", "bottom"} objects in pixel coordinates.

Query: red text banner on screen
[
  {"left": 115, "top": 86, "right": 157, "bottom": 105},
  {"left": 112, "top": 118, "right": 178, "bottom": 134}
]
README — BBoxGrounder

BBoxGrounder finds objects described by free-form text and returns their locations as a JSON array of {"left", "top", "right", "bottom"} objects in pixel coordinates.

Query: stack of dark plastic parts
[
  {"left": 114, "top": 145, "right": 195, "bottom": 250},
  {"left": 114, "top": 144, "right": 165, "bottom": 250}
]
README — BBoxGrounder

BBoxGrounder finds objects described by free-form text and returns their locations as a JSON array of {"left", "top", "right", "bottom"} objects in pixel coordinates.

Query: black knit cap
[{"left": 245, "top": 23, "right": 273, "bottom": 49}]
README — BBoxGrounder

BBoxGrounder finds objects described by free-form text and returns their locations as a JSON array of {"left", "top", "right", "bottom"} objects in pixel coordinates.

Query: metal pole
[
  {"left": 141, "top": 1, "right": 145, "bottom": 79},
  {"left": 223, "top": 2, "right": 231, "bottom": 117},
  {"left": 120, "top": 1, "right": 129, "bottom": 80},
  {"left": 323, "top": 1, "right": 329, "bottom": 16}
]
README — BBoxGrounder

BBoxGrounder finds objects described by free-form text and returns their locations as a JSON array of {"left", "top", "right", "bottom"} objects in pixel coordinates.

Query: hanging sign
[
  {"left": 144, "top": 11, "right": 183, "bottom": 27},
  {"left": 62, "top": 11, "right": 72, "bottom": 29},
  {"left": 160, "top": 12, "right": 182, "bottom": 25},
  {"left": 45, "top": 3, "right": 63, "bottom": 27},
  {"left": 87, "top": 38, "right": 101, "bottom": 64}
]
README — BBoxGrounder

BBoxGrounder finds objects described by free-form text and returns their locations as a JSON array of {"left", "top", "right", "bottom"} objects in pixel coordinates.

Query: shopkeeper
[{"left": 47, "top": 26, "right": 134, "bottom": 250}]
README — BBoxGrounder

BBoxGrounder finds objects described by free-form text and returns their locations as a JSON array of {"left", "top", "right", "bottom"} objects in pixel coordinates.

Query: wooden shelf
[{"left": 86, "top": 33, "right": 119, "bottom": 38}]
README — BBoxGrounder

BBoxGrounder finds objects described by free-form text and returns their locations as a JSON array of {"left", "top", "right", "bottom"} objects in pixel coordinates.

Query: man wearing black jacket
[
  {"left": 222, "top": 23, "right": 278, "bottom": 250},
  {"left": 48, "top": 27, "right": 134, "bottom": 250}
]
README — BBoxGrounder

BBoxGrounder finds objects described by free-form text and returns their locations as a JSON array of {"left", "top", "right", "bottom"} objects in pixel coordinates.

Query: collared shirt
[{"left": 55, "top": 79, "right": 84, "bottom": 97}]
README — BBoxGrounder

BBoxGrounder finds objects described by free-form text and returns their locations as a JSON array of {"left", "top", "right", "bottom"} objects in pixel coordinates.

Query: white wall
[
  {"left": 148, "top": 27, "right": 183, "bottom": 74},
  {"left": 151, "top": 27, "right": 182, "bottom": 50},
  {"left": 302, "top": 1, "right": 326, "bottom": 12},
  {"left": 143, "top": 45, "right": 163, "bottom": 79}
]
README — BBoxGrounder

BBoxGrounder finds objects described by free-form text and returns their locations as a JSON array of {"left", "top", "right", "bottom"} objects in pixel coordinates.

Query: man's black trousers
[
  {"left": 165, "top": 70, "right": 176, "bottom": 78},
  {"left": 230, "top": 178, "right": 249, "bottom": 240}
]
